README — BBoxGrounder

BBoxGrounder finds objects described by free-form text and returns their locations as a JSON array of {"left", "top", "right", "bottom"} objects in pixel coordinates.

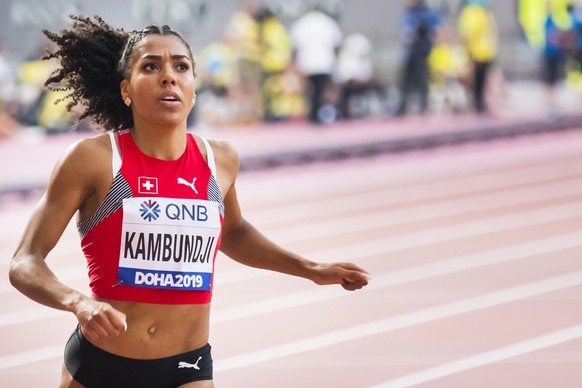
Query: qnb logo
[{"left": 140, "top": 200, "right": 161, "bottom": 222}]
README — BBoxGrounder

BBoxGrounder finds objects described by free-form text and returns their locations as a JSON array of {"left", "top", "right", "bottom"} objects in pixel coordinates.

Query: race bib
[{"left": 118, "top": 197, "right": 221, "bottom": 291}]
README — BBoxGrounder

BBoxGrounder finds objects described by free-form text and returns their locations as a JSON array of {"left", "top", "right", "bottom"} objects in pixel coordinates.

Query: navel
[{"left": 147, "top": 325, "right": 157, "bottom": 335}]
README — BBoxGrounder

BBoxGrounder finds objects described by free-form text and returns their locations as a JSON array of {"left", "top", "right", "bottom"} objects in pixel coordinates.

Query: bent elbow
[
  {"left": 8, "top": 255, "right": 29, "bottom": 291},
  {"left": 8, "top": 258, "right": 22, "bottom": 288}
]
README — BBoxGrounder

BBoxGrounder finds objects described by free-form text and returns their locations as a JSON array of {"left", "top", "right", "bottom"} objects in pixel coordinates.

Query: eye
[
  {"left": 176, "top": 63, "right": 190, "bottom": 71},
  {"left": 143, "top": 63, "right": 158, "bottom": 71}
]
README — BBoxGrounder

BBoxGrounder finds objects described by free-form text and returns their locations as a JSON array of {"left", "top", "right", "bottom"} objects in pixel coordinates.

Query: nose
[{"left": 161, "top": 67, "right": 176, "bottom": 86}]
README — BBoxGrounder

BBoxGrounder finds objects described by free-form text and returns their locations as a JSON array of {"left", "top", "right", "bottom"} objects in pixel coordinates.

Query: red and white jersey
[{"left": 78, "top": 130, "right": 224, "bottom": 304}]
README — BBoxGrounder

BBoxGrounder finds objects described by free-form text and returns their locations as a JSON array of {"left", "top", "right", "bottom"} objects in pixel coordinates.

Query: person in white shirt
[{"left": 290, "top": 7, "right": 343, "bottom": 124}]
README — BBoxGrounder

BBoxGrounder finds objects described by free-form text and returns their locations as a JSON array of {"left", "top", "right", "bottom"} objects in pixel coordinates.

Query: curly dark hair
[{"left": 43, "top": 15, "right": 195, "bottom": 131}]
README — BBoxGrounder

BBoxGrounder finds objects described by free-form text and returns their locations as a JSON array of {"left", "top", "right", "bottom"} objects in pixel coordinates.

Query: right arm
[{"left": 9, "top": 136, "right": 127, "bottom": 341}]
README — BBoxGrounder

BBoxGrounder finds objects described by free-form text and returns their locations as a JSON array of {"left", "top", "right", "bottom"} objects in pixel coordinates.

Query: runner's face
[{"left": 121, "top": 35, "right": 196, "bottom": 129}]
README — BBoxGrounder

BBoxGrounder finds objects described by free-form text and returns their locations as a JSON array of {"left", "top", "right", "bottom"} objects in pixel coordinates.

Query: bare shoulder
[
  {"left": 208, "top": 139, "right": 239, "bottom": 163},
  {"left": 40, "top": 132, "right": 113, "bottom": 218},
  {"left": 62, "top": 132, "right": 111, "bottom": 166},
  {"left": 51, "top": 132, "right": 112, "bottom": 193},
  {"left": 201, "top": 138, "right": 239, "bottom": 177}
]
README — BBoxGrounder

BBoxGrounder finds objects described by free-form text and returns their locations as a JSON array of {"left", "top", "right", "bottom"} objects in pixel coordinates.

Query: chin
[{"left": 153, "top": 114, "right": 189, "bottom": 128}]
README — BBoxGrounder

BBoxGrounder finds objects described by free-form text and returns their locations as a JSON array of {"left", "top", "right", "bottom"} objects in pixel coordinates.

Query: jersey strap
[
  {"left": 199, "top": 136, "right": 216, "bottom": 177},
  {"left": 108, "top": 132, "right": 122, "bottom": 178}
]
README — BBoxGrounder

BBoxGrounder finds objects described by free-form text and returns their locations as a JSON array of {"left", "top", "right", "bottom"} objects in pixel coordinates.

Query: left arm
[{"left": 214, "top": 141, "right": 369, "bottom": 291}]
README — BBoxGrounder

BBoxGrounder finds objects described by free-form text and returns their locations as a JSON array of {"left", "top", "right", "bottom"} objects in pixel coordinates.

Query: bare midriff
[{"left": 90, "top": 299, "right": 211, "bottom": 359}]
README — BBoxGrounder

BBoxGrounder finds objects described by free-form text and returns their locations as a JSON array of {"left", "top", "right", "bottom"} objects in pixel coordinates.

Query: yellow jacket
[
  {"left": 458, "top": 5, "right": 497, "bottom": 62},
  {"left": 260, "top": 17, "right": 292, "bottom": 73}
]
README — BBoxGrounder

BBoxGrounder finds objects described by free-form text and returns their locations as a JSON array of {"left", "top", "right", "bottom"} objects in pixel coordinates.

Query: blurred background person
[
  {"left": 12, "top": 45, "right": 74, "bottom": 133},
  {"left": 254, "top": 6, "right": 294, "bottom": 122},
  {"left": 457, "top": 0, "right": 498, "bottom": 115},
  {"left": 224, "top": 1, "right": 263, "bottom": 125},
  {"left": 564, "top": 0, "right": 582, "bottom": 99},
  {"left": 566, "top": 1, "right": 582, "bottom": 67},
  {"left": 542, "top": 1, "right": 570, "bottom": 117},
  {"left": 259, "top": 62, "right": 307, "bottom": 122},
  {"left": 427, "top": 22, "right": 469, "bottom": 114},
  {"left": 542, "top": 1, "right": 577, "bottom": 119},
  {"left": 196, "top": 39, "right": 236, "bottom": 128},
  {"left": 395, "top": 0, "right": 441, "bottom": 117},
  {"left": 290, "top": 5, "right": 343, "bottom": 125},
  {"left": 336, "top": 32, "right": 387, "bottom": 120}
]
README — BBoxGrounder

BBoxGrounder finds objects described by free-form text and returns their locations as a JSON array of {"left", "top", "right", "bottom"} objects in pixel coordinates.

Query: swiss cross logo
[{"left": 138, "top": 177, "right": 158, "bottom": 194}]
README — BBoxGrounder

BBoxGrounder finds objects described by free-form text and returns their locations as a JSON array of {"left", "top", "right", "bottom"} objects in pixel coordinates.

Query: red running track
[{"left": 1, "top": 129, "right": 582, "bottom": 387}]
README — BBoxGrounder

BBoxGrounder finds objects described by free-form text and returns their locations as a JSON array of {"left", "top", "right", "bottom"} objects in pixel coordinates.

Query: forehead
[{"left": 133, "top": 34, "right": 192, "bottom": 60}]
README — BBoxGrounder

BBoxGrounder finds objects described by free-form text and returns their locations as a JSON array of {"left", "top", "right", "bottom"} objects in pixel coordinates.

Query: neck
[{"left": 130, "top": 121, "right": 188, "bottom": 160}]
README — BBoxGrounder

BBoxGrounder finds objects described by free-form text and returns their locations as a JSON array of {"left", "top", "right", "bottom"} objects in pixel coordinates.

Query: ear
[
  {"left": 120, "top": 79, "right": 130, "bottom": 102},
  {"left": 192, "top": 92, "right": 197, "bottom": 106}
]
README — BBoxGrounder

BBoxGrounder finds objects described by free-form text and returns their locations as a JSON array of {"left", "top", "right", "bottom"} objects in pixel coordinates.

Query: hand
[
  {"left": 75, "top": 299, "right": 127, "bottom": 342},
  {"left": 312, "top": 262, "right": 370, "bottom": 291}
]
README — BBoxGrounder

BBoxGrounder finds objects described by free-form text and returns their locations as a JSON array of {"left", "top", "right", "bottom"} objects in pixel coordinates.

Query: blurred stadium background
[
  {"left": 0, "top": 0, "right": 546, "bottom": 84},
  {"left": 2, "top": 1, "right": 582, "bottom": 387}
]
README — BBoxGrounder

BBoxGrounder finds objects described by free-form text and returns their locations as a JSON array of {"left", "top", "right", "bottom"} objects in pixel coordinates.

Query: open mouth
[{"left": 159, "top": 91, "right": 181, "bottom": 103}]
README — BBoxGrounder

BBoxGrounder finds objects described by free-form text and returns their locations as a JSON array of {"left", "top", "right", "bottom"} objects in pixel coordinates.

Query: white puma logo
[
  {"left": 178, "top": 356, "right": 202, "bottom": 369},
  {"left": 177, "top": 177, "right": 198, "bottom": 194}
]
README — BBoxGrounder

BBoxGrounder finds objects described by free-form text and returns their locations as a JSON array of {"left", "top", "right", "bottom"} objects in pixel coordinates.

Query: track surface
[{"left": 1, "top": 129, "right": 581, "bottom": 387}]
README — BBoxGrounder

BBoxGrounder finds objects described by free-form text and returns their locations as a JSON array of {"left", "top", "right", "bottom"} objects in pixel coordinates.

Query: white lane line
[
  {"left": 2, "top": 162, "right": 580, "bottom": 261},
  {"left": 0, "top": 345, "right": 64, "bottom": 370},
  {"left": 2, "top": 269, "right": 581, "bottom": 371},
  {"left": 0, "top": 308, "right": 68, "bottom": 328},
  {"left": 2, "top": 139, "right": 579, "bottom": 253},
  {"left": 245, "top": 160, "right": 582, "bottom": 221},
  {"left": 3, "top": 195, "right": 580, "bottom": 296},
  {"left": 371, "top": 324, "right": 582, "bottom": 388},
  {"left": 3, "top": 232, "right": 580, "bottom": 328},
  {"left": 211, "top": 232, "right": 581, "bottom": 323},
  {"left": 249, "top": 167, "right": 582, "bottom": 224},
  {"left": 0, "top": 257, "right": 266, "bottom": 294},
  {"left": 310, "top": 200, "right": 582, "bottom": 261},
  {"left": 213, "top": 270, "right": 582, "bottom": 372},
  {"left": 318, "top": 201, "right": 582, "bottom": 261},
  {"left": 270, "top": 181, "right": 582, "bottom": 243},
  {"left": 0, "top": 230, "right": 82, "bottom": 268}
]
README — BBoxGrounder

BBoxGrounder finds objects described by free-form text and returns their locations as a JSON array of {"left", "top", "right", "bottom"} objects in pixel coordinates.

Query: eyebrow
[{"left": 139, "top": 54, "right": 192, "bottom": 62}]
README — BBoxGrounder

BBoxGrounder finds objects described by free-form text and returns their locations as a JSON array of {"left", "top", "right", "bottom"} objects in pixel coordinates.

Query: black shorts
[{"left": 64, "top": 325, "right": 213, "bottom": 388}]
